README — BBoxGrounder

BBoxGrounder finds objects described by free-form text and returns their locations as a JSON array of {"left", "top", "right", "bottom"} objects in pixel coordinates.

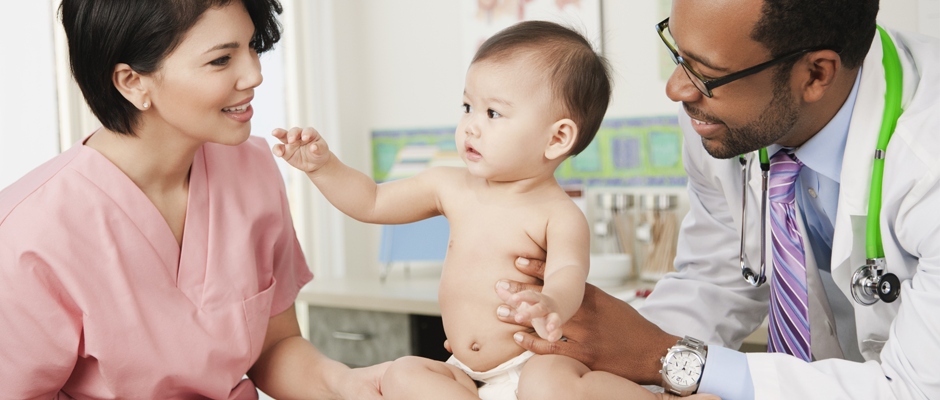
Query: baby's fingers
[
  {"left": 271, "top": 128, "right": 289, "bottom": 144},
  {"left": 507, "top": 290, "right": 542, "bottom": 309},
  {"left": 544, "top": 313, "right": 563, "bottom": 342},
  {"left": 300, "top": 127, "right": 321, "bottom": 143},
  {"left": 514, "top": 301, "right": 549, "bottom": 324},
  {"left": 272, "top": 143, "right": 286, "bottom": 157},
  {"left": 285, "top": 127, "right": 304, "bottom": 144}
]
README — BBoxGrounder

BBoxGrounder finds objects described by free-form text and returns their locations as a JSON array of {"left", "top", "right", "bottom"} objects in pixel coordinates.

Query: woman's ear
[
  {"left": 545, "top": 118, "right": 578, "bottom": 161},
  {"left": 112, "top": 63, "right": 150, "bottom": 110}
]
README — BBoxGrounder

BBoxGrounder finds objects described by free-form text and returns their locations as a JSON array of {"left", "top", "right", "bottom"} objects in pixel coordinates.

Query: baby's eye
[
  {"left": 462, "top": 103, "right": 472, "bottom": 113},
  {"left": 210, "top": 55, "right": 231, "bottom": 66},
  {"left": 487, "top": 109, "right": 501, "bottom": 118}
]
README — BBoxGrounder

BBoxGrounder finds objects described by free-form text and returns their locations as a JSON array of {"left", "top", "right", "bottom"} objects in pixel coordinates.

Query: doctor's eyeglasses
[{"left": 655, "top": 18, "right": 842, "bottom": 98}]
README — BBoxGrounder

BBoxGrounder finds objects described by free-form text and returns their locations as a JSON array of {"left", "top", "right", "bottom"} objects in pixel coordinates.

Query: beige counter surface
[{"left": 296, "top": 274, "right": 656, "bottom": 317}]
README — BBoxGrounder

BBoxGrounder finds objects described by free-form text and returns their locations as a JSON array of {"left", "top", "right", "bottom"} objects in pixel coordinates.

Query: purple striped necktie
[{"left": 767, "top": 150, "right": 811, "bottom": 361}]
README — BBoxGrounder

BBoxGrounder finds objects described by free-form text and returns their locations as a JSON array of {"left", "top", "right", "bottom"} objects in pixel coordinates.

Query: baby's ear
[{"left": 545, "top": 118, "right": 578, "bottom": 161}]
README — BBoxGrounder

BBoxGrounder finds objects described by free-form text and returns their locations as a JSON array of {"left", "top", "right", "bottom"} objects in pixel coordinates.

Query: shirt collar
[{"left": 766, "top": 69, "right": 862, "bottom": 182}]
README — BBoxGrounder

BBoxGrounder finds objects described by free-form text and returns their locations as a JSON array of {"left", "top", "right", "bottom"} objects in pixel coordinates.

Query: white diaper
[{"left": 446, "top": 350, "right": 535, "bottom": 400}]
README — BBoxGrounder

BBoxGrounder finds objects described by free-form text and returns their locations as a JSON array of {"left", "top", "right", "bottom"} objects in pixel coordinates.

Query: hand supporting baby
[
  {"left": 271, "top": 127, "right": 332, "bottom": 173},
  {"left": 504, "top": 288, "right": 565, "bottom": 343}
]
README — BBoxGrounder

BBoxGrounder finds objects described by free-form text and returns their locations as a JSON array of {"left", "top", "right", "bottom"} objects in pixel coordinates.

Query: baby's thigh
[
  {"left": 382, "top": 356, "right": 478, "bottom": 399},
  {"left": 517, "top": 354, "right": 590, "bottom": 400}
]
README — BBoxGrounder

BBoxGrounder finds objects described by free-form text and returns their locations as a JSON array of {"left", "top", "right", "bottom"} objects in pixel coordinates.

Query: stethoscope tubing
[{"left": 738, "top": 26, "right": 903, "bottom": 306}]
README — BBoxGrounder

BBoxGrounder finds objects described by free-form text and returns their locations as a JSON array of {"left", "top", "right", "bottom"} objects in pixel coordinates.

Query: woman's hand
[
  {"left": 336, "top": 362, "right": 391, "bottom": 400},
  {"left": 271, "top": 127, "right": 332, "bottom": 173}
]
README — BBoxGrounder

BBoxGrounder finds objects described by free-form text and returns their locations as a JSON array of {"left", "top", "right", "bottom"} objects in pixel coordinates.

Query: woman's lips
[{"left": 223, "top": 103, "right": 253, "bottom": 123}]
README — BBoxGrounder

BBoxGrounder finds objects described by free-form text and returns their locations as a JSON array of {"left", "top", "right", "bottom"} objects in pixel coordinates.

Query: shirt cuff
[{"left": 698, "top": 345, "right": 755, "bottom": 400}]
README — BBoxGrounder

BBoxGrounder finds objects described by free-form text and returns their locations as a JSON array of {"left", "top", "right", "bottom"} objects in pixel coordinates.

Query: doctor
[{"left": 495, "top": 0, "right": 939, "bottom": 398}]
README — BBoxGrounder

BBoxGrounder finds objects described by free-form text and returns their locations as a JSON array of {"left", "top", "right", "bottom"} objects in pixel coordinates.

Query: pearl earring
[{"left": 143, "top": 102, "right": 149, "bottom": 109}]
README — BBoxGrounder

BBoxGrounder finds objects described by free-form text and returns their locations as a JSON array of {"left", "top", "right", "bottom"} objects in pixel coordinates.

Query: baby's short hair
[{"left": 472, "top": 20, "right": 611, "bottom": 156}]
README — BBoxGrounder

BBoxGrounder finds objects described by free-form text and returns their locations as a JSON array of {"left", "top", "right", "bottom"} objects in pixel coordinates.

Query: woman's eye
[
  {"left": 462, "top": 103, "right": 472, "bottom": 113},
  {"left": 487, "top": 109, "right": 501, "bottom": 118},
  {"left": 210, "top": 55, "right": 231, "bottom": 66}
]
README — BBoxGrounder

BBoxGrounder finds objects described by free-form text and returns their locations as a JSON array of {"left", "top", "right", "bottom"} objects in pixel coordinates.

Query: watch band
[{"left": 661, "top": 336, "right": 708, "bottom": 397}]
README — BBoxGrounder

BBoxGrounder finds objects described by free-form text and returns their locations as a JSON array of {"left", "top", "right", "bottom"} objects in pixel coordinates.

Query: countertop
[{"left": 295, "top": 273, "right": 656, "bottom": 317}]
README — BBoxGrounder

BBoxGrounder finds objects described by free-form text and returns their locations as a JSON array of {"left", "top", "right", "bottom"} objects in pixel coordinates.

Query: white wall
[
  {"left": 0, "top": 2, "right": 60, "bottom": 189},
  {"left": 305, "top": 0, "right": 937, "bottom": 278}
]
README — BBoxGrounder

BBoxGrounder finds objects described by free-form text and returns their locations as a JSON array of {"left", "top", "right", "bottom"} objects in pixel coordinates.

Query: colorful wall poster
[
  {"left": 461, "top": 0, "right": 603, "bottom": 68},
  {"left": 371, "top": 115, "right": 686, "bottom": 187}
]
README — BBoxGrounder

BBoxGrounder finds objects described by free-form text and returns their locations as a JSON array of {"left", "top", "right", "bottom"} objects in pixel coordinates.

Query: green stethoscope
[{"left": 739, "top": 26, "right": 903, "bottom": 306}]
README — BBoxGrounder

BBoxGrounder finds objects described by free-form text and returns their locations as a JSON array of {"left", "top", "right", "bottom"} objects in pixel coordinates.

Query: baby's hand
[
  {"left": 507, "top": 290, "right": 564, "bottom": 342},
  {"left": 271, "top": 127, "right": 331, "bottom": 173}
]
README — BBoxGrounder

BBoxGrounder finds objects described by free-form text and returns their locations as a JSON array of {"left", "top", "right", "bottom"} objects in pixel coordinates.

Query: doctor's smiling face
[
  {"left": 664, "top": 0, "right": 841, "bottom": 159},
  {"left": 130, "top": 2, "right": 262, "bottom": 147}
]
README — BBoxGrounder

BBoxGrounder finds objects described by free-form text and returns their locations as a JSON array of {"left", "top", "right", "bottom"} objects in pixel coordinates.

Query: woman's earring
[{"left": 143, "top": 102, "right": 150, "bottom": 109}]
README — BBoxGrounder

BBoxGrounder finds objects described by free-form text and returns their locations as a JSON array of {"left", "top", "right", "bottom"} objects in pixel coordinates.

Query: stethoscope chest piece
[{"left": 851, "top": 258, "right": 901, "bottom": 306}]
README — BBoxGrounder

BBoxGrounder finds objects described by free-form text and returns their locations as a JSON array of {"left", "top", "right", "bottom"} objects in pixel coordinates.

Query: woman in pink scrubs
[{"left": 0, "top": 0, "right": 387, "bottom": 398}]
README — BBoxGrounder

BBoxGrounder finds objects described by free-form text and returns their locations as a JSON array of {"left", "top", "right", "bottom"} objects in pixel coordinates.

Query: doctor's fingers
[
  {"left": 512, "top": 330, "right": 573, "bottom": 358},
  {"left": 515, "top": 257, "right": 547, "bottom": 280},
  {"left": 496, "top": 304, "right": 534, "bottom": 328},
  {"left": 495, "top": 280, "right": 542, "bottom": 303}
]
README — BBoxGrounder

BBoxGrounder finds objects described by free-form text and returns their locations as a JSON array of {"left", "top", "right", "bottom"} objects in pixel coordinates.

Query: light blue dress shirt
[{"left": 696, "top": 71, "right": 861, "bottom": 400}]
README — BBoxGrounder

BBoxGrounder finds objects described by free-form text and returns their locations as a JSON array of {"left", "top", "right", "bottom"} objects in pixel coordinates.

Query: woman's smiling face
[{"left": 140, "top": 1, "right": 262, "bottom": 146}]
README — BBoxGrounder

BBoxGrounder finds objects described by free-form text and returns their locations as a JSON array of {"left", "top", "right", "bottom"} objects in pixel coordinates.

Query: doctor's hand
[
  {"left": 496, "top": 257, "right": 681, "bottom": 386},
  {"left": 504, "top": 289, "right": 565, "bottom": 342},
  {"left": 271, "top": 127, "right": 333, "bottom": 173}
]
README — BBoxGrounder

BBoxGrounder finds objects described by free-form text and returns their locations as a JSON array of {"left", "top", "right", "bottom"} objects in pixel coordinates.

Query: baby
[{"left": 273, "top": 21, "right": 648, "bottom": 400}]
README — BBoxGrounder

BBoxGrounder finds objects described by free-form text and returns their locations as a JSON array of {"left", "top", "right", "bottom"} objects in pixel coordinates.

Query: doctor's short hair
[
  {"left": 752, "top": 0, "right": 878, "bottom": 76},
  {"left": 59, "top": 0, "right": 283, "bottom": 137},
  {"left": 471, "top": 21, "right": 612, "bottom": 157}
]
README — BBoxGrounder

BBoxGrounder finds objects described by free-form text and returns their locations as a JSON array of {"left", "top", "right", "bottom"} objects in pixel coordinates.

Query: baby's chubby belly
[{"left": 438, "top": 242, "right": 543, "bottom": 372}]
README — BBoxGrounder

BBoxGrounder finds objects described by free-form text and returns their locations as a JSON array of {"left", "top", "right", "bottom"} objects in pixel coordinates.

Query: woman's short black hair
[{"left": 59, "top": 0, "right": 283, "bottom": 136}]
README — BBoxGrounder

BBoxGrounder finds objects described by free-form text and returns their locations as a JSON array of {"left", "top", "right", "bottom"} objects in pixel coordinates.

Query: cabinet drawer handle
[{"left": 332, "top": 331, "right": 370, "bottom": 341}]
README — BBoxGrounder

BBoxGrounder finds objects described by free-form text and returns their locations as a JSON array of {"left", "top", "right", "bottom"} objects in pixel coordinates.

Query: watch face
[{"left": 666, "top": 351, "right": 703, "bottom": 388}]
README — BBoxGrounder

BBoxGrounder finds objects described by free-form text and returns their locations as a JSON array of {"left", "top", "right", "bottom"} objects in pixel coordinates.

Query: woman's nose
[
  {"left": 238, "top": 51, "right": 263, "bottom": 90},
  {"left": 665, "top": 64, "right": 703, "bottom": 103}
]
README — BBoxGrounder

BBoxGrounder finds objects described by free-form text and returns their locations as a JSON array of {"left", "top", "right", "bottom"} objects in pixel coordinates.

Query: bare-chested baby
[{"left": 272, "top": 20, "right": 681, "bottom": 400}]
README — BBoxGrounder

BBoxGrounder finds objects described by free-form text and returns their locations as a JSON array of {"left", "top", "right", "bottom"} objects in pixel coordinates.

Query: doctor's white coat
[{"left": 639, "top": 26, "right": 939, "bottom": 399}]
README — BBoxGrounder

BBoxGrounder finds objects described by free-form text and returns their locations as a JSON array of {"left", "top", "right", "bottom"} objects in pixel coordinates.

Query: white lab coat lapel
[
  {"left": 829, "top": 26, "right": 919, "bottom": 362},
  {"left": 830, "top": 28, "right": 888, "bottom": 295}
]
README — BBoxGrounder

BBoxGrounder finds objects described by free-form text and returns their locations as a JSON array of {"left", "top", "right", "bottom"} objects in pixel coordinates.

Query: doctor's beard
[{"left": 690, "top": 77, "right": 801, "bottom": 159}]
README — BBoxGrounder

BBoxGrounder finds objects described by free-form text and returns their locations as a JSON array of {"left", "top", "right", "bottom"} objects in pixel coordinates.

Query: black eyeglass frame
[{"left": 656, "top": 18, "right": 842, "bottom": 98}]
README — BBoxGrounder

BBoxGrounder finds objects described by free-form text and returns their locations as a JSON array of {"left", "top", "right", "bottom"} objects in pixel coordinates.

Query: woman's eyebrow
[{"left": 204, "top": 41, "right": 239, "bottom": 54}]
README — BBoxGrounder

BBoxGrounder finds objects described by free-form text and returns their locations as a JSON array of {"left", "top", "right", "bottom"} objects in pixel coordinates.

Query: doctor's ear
[
  {"left": 545, "top": 118, "right": 578, "bottom": 161},
  {"left": 799, "top": 49, "right": 843, "bottom": 103},
  {"left": 112, "top": 63, "right": 151, "bottom": 111}
]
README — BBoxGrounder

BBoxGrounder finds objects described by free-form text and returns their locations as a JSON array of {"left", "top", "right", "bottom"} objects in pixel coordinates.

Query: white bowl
[{"left": 587, "top": 253, "right": 633, "bottom": 287}]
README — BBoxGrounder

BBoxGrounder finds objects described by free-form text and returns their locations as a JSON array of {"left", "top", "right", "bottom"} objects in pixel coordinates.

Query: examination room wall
[
  {"left": 298, "top": 0, "right": 939, "bottom": 279},
  {"left": 1, "top": 0, "right": 937, "bottom": 279}
]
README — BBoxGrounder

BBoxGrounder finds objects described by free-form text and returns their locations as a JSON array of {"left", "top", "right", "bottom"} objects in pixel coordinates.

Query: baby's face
[{"left": 457, "top": 56, "right": 560, "bottom": 182}]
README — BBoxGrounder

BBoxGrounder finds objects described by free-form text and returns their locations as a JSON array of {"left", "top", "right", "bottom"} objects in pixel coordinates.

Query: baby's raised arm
[
  {"left": 508, "top": 201, "right": 590, "bottom": 342},
  {"left": 271, "top": 127, "right": 446, "bottom": 224}
]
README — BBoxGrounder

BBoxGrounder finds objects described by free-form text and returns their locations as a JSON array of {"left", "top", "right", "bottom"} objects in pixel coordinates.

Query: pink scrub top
[{"left": 0, "top": 136, "right": 313, "bottom": 399}]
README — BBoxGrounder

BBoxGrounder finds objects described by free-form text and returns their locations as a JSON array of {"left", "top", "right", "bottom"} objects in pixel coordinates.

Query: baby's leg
[
  {"left": 382, "top": 355, "right": 480, "bottom": 400},
  {"left": 517, "top": 354, "right": 719, "bottom": 400}
]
